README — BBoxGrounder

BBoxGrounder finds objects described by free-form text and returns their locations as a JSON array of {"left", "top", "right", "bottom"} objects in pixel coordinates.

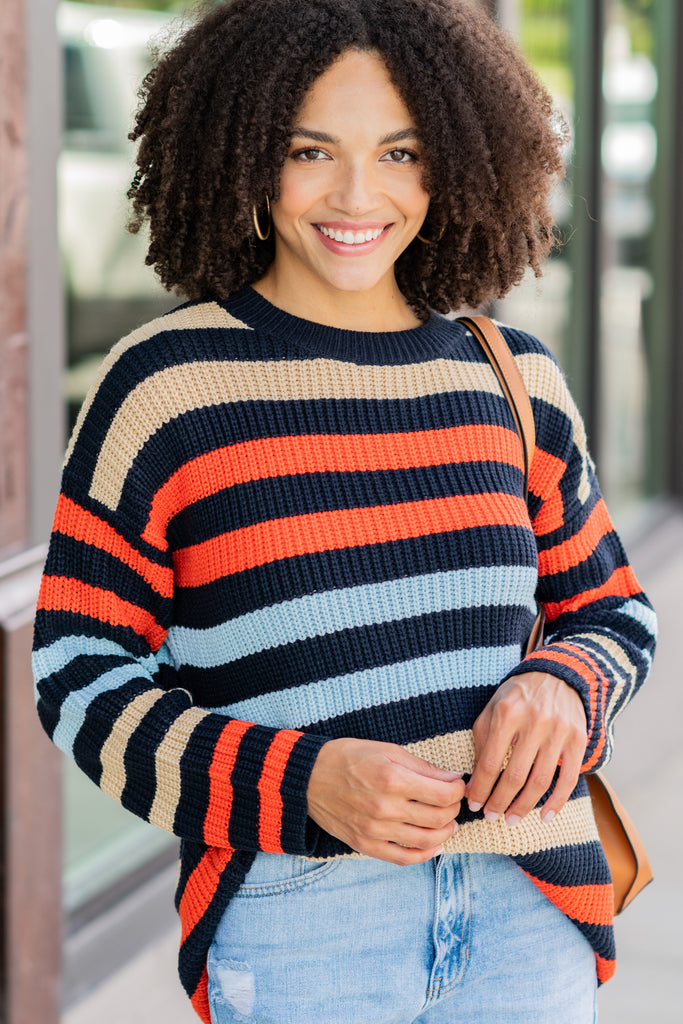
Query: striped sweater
[{"left": 33, "top": 288, "right": 656, "bottom": 1022}]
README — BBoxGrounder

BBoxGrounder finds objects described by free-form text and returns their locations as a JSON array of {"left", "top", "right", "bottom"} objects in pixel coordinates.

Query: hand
[
  {"left": 307, "top": 737, "right": 465, "bottom": 865},
  {"left": 467, "top": 672, "right": 588, "bottom": 826}
]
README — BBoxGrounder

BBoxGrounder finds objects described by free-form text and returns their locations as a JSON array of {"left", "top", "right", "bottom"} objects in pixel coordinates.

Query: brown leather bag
[{"left": 459, "top": 314, "right": 653, "bottom": 914}]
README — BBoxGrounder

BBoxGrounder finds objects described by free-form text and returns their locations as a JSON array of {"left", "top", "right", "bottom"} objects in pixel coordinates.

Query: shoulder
[
  {"left": 62, "top": 299, "right": 255, "bottom": 489},
  {"left": 491, "top": 321, "right": 579, "bottom": 420}
]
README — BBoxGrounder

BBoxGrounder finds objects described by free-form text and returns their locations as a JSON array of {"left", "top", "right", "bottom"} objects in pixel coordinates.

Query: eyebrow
[{"left": 290, "top": 127, "right": 420, "bottom": 146}]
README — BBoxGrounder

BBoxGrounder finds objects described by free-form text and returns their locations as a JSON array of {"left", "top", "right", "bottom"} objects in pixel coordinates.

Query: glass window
[
  {"left": 58, "top": 0, "right": 182, "bottom": 919},
  {"left": 495, "top": 0, "right": 660, "bottom": 526}
]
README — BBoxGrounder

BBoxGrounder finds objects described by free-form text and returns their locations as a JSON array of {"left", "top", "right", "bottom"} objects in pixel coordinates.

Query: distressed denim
[{"left": 208, "top": 851, "right": 597, "bottom": 1024}]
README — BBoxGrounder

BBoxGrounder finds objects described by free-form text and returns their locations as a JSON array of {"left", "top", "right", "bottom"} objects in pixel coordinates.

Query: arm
[
  {"left": 33, "top": 464, "right": 328, "bottom": 855},
  {"left": 466, "top": 335, "right": 657, "bottom": 823}
]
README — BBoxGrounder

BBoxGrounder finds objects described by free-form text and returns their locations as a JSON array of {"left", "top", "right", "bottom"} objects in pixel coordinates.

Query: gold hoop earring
[
  {"left": 253, "top": 195, "right": 272, "bottom": 241},
  {"left": 417, "top": 221, "right": 446, "bottom": 245}
]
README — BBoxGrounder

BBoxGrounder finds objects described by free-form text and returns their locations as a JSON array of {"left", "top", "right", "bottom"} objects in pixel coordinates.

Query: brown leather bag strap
[
  {"left": 459, "top": 316, "right": 653, "bottom": 914},
  {"left": 458, "top": 315, "right": 535, "bottom": 500},
  {"left": 458, "top": 314, "right": 544, "bottom": 652}
]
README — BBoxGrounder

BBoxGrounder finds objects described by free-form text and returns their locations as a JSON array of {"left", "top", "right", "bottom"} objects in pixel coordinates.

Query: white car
[{"left": 59, "top": 2, "right": 178, "bottom": 376}]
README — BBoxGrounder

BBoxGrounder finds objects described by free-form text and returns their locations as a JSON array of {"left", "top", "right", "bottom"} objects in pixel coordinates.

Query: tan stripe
[
  {"left": 90, "top": 357, "right": 502, "bottom": 511},
  {"left": 99, "top": 689, "right": 166, "bottom": 803},
  {"left": 440, "top": 796, "right": 597, "bottom": 855},
  {"left": 148, "top": 706, "right": 211, "bottom": 833},
  {"left": 65, "top": 302, "right": 251, "bottom": 466},
  {"left": 311, "top": 797, "right": 597, "bottom": 860},
  {"left": 406, "top": 732, "right": 599, "bottom": 854},
  {"left": 517, "top": 351, "right": 593, "bottom": 504},
  {"left": 307, "top": 729, "right": 599, "bottom": 861}
]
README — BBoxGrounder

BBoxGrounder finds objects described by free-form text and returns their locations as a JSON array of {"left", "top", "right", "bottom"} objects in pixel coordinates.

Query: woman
[{"left": 34, "top": 1, "right": 656, "bottom": 1022}]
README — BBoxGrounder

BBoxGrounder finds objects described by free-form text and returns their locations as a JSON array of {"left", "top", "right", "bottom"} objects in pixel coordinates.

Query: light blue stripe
[
  {"left": 32, "top": 636, "right": 159, "bottom": 682},
  {"left": 617, "top": 599, "right": 658, "bottom": 639},
  {"left": 168, "top": 566, "right": 537, "bottom": 669},
  {"left": 213, "top": 644, "right": 520, "bottom": 730},
  {"left": 51, "top": 663, "right": 153, "bottom": 757}
]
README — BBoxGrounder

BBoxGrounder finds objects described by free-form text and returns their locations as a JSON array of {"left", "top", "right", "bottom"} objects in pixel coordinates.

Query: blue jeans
[{"left": 208, "top": 851, "right": 597, "bottom": 1024}]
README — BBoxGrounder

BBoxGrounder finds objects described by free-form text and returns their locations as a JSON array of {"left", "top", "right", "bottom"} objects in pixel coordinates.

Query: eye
[
  {"left": 381, "top": 148, "right": 419, "bottom": 164},
  {"left": 290, "top": 147, "right": 330, "bottom": 162}
]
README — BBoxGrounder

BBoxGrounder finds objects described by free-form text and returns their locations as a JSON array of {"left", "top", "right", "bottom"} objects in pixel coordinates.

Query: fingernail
[
  {"left": 436, "top": 845, "right": 445, "bottom": 855},
  {"left": 452, "top": 821, "right": 459, "bottom": 833},
  {"left": 505, "top": 814, "right": 521, "bottom": 827},
  {"left": 541, "top": 809, "right": 556, "bottom": 824},
  {"left": 484, "top": 810, "right": 499, "bottom": 822},
  {"left": 468, "top": 800, "right": 482, "bottom": 813}
]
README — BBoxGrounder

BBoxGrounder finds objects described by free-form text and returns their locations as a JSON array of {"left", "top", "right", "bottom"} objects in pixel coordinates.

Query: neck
[{"left": 252, "top": 268, "right": 422, "bottom": 333}]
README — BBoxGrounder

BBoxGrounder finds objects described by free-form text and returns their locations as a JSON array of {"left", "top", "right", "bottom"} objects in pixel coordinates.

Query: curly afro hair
[{"left": 128, "top": 0, "right": 567, "bottom": 316}]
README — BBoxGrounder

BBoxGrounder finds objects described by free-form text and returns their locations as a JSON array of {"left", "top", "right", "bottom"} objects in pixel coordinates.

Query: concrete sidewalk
[{"left": 63, "top": 511, "right": 683, "bottom": 1024}]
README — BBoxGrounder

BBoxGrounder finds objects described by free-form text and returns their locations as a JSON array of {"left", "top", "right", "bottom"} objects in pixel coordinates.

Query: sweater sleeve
[
  {"left": 501, "top": 330, "right": 657, "bottom": 772},
  {"left": 32, "top": 358, "right": 327, "bottom": 856}
]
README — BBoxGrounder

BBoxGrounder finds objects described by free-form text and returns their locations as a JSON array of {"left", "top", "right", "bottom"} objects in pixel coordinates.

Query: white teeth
[{"left": 318, "top": 226, "right": 384, "bottom": 245}]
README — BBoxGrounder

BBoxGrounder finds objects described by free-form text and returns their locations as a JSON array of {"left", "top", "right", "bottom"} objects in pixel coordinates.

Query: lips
[
  {"left": 313, "top": 222, "right": 392, "bottom": 255},
  {"left": 316, "top": 225, "right": 386, "bottom": 245}
]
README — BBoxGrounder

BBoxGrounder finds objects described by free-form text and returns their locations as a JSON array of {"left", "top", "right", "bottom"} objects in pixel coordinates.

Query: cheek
[{"left": 274, "top": 168, "right": 323, "bottom": 222}]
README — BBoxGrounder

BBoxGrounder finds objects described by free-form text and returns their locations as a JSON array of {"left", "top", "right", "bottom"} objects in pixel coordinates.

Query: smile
[{"left": 315, "top": 225, "right": 387, "bottom": 245}]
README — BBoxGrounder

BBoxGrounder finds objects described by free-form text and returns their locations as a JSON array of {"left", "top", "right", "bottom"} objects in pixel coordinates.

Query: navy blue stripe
[
  {"left": 174, "top": 715, "right": 227, "bottom": 840},
  {"left": 227, "top": 728, "right": 273, "bottom": 851},
  {"left": 168, "top": 460, "right": 524, "bottom": 545},
  {"left": 71, "top": 681, "right": 147, "bottom": 787},
  {"left": 177, "top": 846, "right": 255, "bottom": 996},
  {"left": 537, "top": 538, "right": 627, "bottom": 601},
  {"left": 36, "top": 653, "right": 130, "bottom": 723},
  {"left": 301, "top": 685, "right": 500, "bottom": 744},
  {"left": 173, "top": 524, "right": 539, "bottom": 627},
  {"left": 514, "top": 835, "right": 611, "bottom": 887},
  {"left": 121, "top": 697, "right": 192, "bottom": 822},
  {"left": 43, "top": 535, "right": 171, "bottom": 619},
  {"left": 547, "top": 596, "right": 648, "bottom": 638},
  {"left": 115, "top": 389, "right": 522, "bottom": 528},
  {"left": 34, "top": 610, "right": 152, "bottom": 659},
  {"left": 181, "top": 604, "right": 535, "bottom": 708}
]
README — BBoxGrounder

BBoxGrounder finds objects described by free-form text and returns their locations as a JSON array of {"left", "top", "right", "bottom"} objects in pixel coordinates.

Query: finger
[
  {"left": 466, "top": 732, "right": 516, "bottom": 813},
  {"left": 361, "top": 841, "right": 445, "bottom": 866},
  {"left": 502, "top": 746, "right": 563, "bottom": 824},
  {"left": 387, "top": 749, "right": 466, "bottom": 786},
  {"left": 479, "top": 743, "right": 540, "bottom": 821},
  {"left": 399, "top": 769, "right": 466, "bottom": 808},
  {"left": 402, "top": 800, "right": 462, "bottom": 830},
  {"left": 361, "top": 816, "right": 458, "bottom": 850},
  {"left": 390, "top": 747, "right": 464, "bottom": 783},
  {"left": 539, "top": 742, "right": 585, "bottom": 823}
]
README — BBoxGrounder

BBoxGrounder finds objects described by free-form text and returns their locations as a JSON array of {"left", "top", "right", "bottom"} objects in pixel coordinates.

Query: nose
[{"left": 328, "top": 160, "right": 382, "bottom": 215}]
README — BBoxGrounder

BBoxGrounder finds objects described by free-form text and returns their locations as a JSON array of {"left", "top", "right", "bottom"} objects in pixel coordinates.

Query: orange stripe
[
  {"left": 37, "top": 575, "right": 167, "bottom": 651},
  {"left": 141, "top": 425, "right": 522, "bottom": 549},
  {"left": 543, "top": 565, "right": 642, "bottom": 622},
  {"left": 179, "top": 846, "right": 233, "bottom": 941},
  {"left": 529, "top": 447, "right": 567, "bottom": 536},
  {"left": 257, "top": 730, "right": 304, "bottom": 853},
  {"left": 526, "top": 874, "right": 614, "bottom": 926},
  {"left": 538, "top": 500, "right": 614, "bottom": 577},
  {"left": 596, "top": 952, "right": 616, "bottom": 983},
  {"left": 175, "top": 492, "right": 529, "bottom": 587},
  {"left": 54, "top": 494, "right": 173, "bottom": 597},
  {"left": 190, "top": 968, "right": 211, "bottom": 1024},
  {"left": 204, "top": 720, "right": 254, "bottom": 846}
]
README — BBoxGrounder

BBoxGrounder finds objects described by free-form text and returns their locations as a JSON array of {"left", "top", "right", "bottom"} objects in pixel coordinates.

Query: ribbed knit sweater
[{"left": 33, "top": 288, "right": 656, "bottom": 1022}]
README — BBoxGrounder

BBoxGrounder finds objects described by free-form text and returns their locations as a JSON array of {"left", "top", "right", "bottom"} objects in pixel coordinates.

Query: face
[{"left": 262, "top": 49, "right": 431, "bottom": 320}]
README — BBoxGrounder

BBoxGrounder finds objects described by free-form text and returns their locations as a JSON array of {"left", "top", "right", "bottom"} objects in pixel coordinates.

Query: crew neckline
[{"left": 221, "top": 287, "right": 463, "bottom": 364}]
